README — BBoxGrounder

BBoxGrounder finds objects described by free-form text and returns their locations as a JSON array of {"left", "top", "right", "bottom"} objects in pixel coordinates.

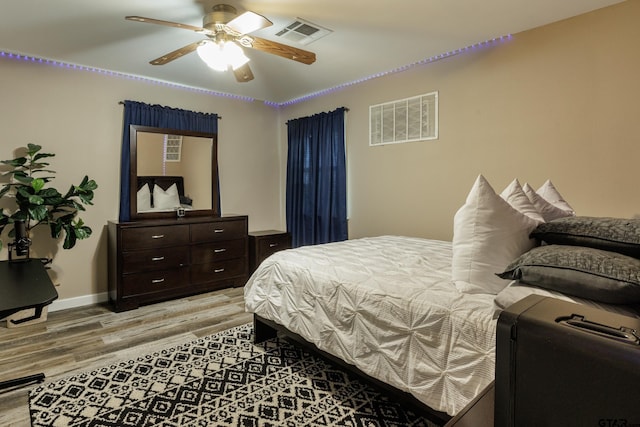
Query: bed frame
[
  {"left": 253, "top": 313, "right": 452, "bottom": 425},
  {"left": 137, "top": 175, "right": 185, "bottom": 195}
]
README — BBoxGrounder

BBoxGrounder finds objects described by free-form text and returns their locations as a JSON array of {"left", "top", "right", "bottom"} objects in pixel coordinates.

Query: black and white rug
[{"left": 29, "top": 324, "right": 439, "bottom": 426}]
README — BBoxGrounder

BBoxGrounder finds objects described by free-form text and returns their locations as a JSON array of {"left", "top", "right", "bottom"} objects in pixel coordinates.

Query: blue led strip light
[
  {"left": 0, "top": 50, "right": 256, "bottom": 102},
  {"left": 1, "top": 34, "right": 511, "bottom": 108},
  {"left": 268, "top": 34, "right": 513, "bottom": 107}
]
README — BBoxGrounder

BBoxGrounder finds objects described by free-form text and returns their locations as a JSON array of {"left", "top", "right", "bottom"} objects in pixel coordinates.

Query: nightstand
[{"left": 248, "top": 230, "right": 292, "bottom": 274}]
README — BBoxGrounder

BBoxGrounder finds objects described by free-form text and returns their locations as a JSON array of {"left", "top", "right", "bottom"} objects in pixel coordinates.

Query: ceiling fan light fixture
[
  {"left": 196, "top": 40, "right": 249, "bottom": 72},
  {"left": 223, "top": 41, "right": 250, "bottom": 70},
  {"left": 126, "top": 6, "right": 315, "bottom": 82},
  {"left": 197, "top": 40, "right": 227, "bottom": 71}
]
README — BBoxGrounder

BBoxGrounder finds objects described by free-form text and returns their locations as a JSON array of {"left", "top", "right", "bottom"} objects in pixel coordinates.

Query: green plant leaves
[
  {"left": 29, "top": 205, "right": 49, "bottom": 222},
  {"left": 28, "top": 194, "right": 44, "bottom": 205},
  {"left": 10, "top": 171, "right": 33, "bottom": 184},
  {"left": 59, "top": 219, "right": 93, "bottom": 250},
  {"left": 31, "top": 178, "right": 46, "bottom": 192},
  {"left": 0, "top": 144, "right": 98, "bottom": 252},
  {"left": 1, "top": 157, "right": 27, "bottom": 167}
]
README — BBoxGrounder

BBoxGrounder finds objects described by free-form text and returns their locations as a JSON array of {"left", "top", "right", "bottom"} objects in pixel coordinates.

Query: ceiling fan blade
[
  {"left": 249, "top": 37, "right": 316, "bottom": 65},
  {"left": 149, "top": 41, "right": 201, "bottom": 65},
  {"left": 125, "top": 16, "right": 213, "bottom": 36},
  {"left": 226, "top": 11, "right": 272, "bottom": 35},
  {"left": 233, "top": 63, "right": 254, "bottom": 83}
]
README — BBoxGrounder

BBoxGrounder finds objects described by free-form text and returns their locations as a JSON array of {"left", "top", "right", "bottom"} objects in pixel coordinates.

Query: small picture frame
[{"left": 176, "top": 207, "right": 186, "bottom": 218}]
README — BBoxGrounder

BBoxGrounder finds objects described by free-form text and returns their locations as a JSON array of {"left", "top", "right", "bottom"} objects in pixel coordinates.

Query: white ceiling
[{"left": 0, "top": 0, "right": 625, "bottom": 105}]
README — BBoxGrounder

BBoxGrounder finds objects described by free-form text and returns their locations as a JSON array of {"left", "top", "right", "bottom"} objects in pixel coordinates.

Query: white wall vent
[
  {"left": 164, "top": 134, "right": 182, "bottom": 162},
  {"left": 369, "top": 91, "right": 438, "bottom": 146},
  {"left": 275, "top": 18, "right": 332, "bottom": 45}
]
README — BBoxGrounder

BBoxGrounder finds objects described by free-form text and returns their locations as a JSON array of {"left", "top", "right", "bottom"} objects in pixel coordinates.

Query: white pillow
[
  {"left": 523, "top": 183, "right": 573, "bottom": 222},
  {"left": 536, "top": 180, "right": 575, "bottom": 214},
  {"left": 153, "top": 183, "right": 180, "bottom": 210},
  {"left": 137, "top": 183, "right": 151, "bottom": 211},
  {"left": 500, "top": 179, "right": 545, "bottom": 223},
  {"left": 452, "top": 175, "right": 540, "bottom": 295}
]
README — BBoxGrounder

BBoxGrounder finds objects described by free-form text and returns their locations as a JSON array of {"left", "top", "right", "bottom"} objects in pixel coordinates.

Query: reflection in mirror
[{"left": 129, "top": 125, "right": 219, "bottom": 220}]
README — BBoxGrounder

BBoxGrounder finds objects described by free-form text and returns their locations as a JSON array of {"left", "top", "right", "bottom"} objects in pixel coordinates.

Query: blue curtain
[
  {"left": 119, "top": 100, "right": 218, "bottom": 221},
  {"left": 286, "top": 107, "right": 348, "bottom": 247}
]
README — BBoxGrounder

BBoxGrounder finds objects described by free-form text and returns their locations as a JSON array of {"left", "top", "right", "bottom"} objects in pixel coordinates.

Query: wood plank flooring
[{"left": 0, "top": 287, "right": 252, "bottom": 426}]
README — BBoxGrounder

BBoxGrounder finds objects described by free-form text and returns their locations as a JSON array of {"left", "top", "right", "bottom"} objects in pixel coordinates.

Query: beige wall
[
  {"left": 1, "top": 1, "right": 638, "bottom": 305},
  {"left": 180, "top": 136, "right": 214, "bottom": 210},
  {"left": 278, "top": 0, "right": 640, "bottom": 241},
  {"left": 0, "top": 59, "right": 283, "bottom": 303},
  {"left": 137, "top": 132, "right": 164, "bottom": 175}
]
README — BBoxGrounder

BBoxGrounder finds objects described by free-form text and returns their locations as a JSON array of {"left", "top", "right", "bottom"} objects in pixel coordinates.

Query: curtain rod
[
  {"left": 117, "top": 101, "right": 222, "bottom": 119},
  {"left": 286, "top": 106, "right": 349, "bottom": 125}
]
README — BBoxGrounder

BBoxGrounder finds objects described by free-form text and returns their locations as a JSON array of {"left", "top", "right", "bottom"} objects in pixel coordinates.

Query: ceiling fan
[{"left": 126, "top": 4, "right": 316, "bottom": 83}]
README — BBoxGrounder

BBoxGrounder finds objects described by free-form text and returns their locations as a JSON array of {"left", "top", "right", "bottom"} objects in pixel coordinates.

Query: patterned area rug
[{"left": 29, "top": 324, "right": 440, "bottom": 426}]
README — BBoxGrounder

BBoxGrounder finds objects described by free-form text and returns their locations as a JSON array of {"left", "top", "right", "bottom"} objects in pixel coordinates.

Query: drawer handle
[
  {"left": 151, "top": 234, "right": 165, "bottom": 239},
  {"left": 151, "top": 278, "right": 165, "bottom": 284},
  {"left": 214, "top": 229, "right": 225, "bottom": 233},
  {"left": 151, "top": 256, "right": 165, "bottom": 261},
  {"left": 214, "top": 268, "right": 225, "bottom": 273},
  {"left": 269, "top": 243, "right": 279, "bottom": 248},
  {"left": 214, "top": 248, "right": 227, "bottom": 253}
]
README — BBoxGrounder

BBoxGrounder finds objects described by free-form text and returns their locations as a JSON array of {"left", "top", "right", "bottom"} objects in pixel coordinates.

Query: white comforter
[{"left": 244, "top": 236, "right": 497, "bottom": 416}]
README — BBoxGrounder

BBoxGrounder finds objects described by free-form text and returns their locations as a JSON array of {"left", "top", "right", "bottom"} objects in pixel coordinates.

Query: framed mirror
[{"left": 129, "top": 125, "right": 220, "bottom": 220}]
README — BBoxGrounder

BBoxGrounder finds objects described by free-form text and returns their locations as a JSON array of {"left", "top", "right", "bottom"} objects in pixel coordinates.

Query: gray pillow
[
  {"left": 497, "top": 245, "right": 640, "bottom": 304},
  {"left": 530, "top": 216, "right": 640, "bottom": 258}
]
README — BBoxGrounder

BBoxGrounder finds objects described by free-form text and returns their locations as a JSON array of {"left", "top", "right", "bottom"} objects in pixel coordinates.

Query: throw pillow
[
  {"left": 523, "top": 183, "right": 573, "bottom": 222},
  {"left": 536, "top": 180, "right": 575, "bottom": 214},
  {"left": 531, "top": 216, "right": 640, "bottom": 258},
  {"left": 452, "top": 175, "right": 539, "bottom": 295},
  {"left": 137, "top": 183, "right": 151, "bottom": 211},
  {"left": 500, "top": 179, "right": 545, "bottom": 223},
  {"left": 497, "top": 245, "right": 640, "bottom": 304},
  {"left": 153, "top": 183, "right": 181, "bottom": 210}
]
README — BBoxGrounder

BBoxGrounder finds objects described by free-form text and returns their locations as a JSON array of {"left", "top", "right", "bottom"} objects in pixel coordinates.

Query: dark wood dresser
[
  {"left": 108, "top": 215, "right": 248, "bottom": 312},
  {"left": 248, "top": 230, "right": 292, "bottom": 274}
]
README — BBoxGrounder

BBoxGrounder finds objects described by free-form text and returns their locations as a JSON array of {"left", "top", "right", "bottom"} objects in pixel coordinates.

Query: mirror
[{"left": 129, "top": 125, "right": 220, "bottom": 220}]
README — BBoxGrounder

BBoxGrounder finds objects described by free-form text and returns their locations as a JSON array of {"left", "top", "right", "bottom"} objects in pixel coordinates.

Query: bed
[
  {"left": 244, "top": 236, "right": 497, "bottom": 419},
  {"left": 244, "top": 176, "right": 640, "bottom": 420},
  {"left": 136, "top": 175, "right": 193, "bottom": 212}
]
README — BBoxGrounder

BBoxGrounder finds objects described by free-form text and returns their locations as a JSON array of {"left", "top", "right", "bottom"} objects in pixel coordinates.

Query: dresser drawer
[
  {"left": 122, "top": 225, "right": 189, "bottom": 250},
  {"left": 191, "top": 239, "right": 246, "bottom": 265},
  {"left": 122, "top": 247, "right": 189, "bottom": 274},
  {"left": 122, "top": 268, "right": 189, "bottom": 296},
  {"left": 190, "top": 258, "right": 247, "bottom": 284},
  {"left": 257, "top": 234, "right": 291, "bottom": 259},
  {"left": 190, "top": 219, "right": 246, "bottom": 243}
]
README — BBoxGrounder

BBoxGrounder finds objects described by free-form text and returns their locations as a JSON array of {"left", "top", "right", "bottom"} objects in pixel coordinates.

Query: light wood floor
[{"left": 0, "top": 287, "right": 252, "bottom": 426}]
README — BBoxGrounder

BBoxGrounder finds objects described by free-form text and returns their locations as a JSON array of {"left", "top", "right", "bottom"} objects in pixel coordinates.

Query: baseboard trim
[{"left": 49, "top": 292, "right": 109, "bottom": 312}]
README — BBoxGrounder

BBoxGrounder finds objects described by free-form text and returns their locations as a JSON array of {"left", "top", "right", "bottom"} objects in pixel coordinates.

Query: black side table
[
  {"left": 248, "top": 230, "right": 292, "bottom": 274},
  {"left": 0, "top": 259, "right": 58, "bottom": 390}
]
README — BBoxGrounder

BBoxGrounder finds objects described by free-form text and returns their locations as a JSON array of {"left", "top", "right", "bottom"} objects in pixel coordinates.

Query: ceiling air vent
[{"left": 275, "top": 18, "right": 332, "bottom": 45}]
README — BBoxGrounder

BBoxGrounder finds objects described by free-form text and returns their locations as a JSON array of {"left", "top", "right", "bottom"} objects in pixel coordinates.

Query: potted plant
[{"left": 0, "top": 143, "right": 98, "bottom": 256}]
